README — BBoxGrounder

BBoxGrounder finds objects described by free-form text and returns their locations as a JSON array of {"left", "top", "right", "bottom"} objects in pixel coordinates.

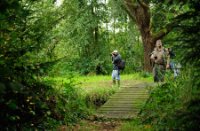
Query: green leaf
[{"left": 7, "top": 100, "right": 18, "bottom": 110}]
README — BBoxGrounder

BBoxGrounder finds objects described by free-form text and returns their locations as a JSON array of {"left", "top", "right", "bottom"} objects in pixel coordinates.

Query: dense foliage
[
  {"left": 0, "top": 0, "right": 88, "bottom": 129},
  {"left": 1, "top": 0, "right": 200, "bottom": 130},
  {"left": 48, "top": 0, "right": 143, "bottom": 75},
  {"left": 139, "top": 0, "right": 200, "bottom": 130}
]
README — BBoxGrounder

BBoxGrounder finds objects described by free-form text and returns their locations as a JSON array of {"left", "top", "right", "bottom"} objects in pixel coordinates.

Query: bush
[
  {"left": 0, "top": 79, "right": 55, "bottom": 130},
  {"left": 139, "top": 68, "right": 200, "bottom": 130}
]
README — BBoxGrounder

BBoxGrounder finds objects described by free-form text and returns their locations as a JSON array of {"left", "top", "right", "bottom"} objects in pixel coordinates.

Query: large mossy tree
[{"left": 116, "top": 0, "right": 188, "bottom": 71}]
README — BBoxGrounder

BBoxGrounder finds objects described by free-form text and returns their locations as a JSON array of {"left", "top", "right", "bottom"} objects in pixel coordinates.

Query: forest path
[{"left": 96, "top": 82, "right": 156, "bottom": 119}]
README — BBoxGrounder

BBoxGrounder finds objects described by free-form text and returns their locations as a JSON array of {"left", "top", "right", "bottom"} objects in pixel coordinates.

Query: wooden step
[{"left": 95, "top": 82, "right": 155, "bottom": 119}]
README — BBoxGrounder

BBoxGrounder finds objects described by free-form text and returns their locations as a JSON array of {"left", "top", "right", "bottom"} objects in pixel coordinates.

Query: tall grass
[
  {"left": 43, "top": 73, "right": 152, "bottom": 89},
  {"left": 119, "top": 120, "right": 153, "bottom": 131},
  {"left": 42, "top": 73, "right": 152, "bottom": 109},
  {"left": 41, "top": 72, "right": 153, "bottom": 129}
]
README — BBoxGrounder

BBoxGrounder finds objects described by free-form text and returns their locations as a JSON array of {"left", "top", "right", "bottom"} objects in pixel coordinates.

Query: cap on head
[{"left": 112, "top": 50, "right": 118, "bottom": 54}]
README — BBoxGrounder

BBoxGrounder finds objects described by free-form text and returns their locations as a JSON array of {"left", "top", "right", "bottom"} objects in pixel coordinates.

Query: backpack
[{"left": 118, "top": 60, "right": 125, "bottom": 70}]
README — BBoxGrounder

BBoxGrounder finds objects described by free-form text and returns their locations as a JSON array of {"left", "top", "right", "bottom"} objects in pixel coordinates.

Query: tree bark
[
  {"left": 124, "top": 0, "right": 155, "bottom": 72},
  {"left": 136, "top": 6, "right": 154, "bottom": 72}
]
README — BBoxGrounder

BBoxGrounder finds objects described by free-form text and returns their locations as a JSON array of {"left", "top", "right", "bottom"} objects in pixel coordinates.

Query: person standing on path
[
  {"left": 111, "top": 50, "right": 122, "bottom": 87},
  {"left": 150, "top": 40, "right": 169, "bottom": 82}
]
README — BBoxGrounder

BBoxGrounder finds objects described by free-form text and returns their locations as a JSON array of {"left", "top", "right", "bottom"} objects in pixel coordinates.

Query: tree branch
[
  {"left": 123, "top": 0, "right": 137, "bottom": 20},
  {"left": 124, "top": 0, "right": 137, "bottom": 9},
  {"left": 138, "top": 0, "right": 149, "bottom": 9},
  {"left": 153, "top": 23, "right": 173, "bottom": 41},
  {"left": 152, "top": 13, "right": 185, "bottom": 41},
  {"left": 122, "top": 5, "right": 135, "bottom": 20}
]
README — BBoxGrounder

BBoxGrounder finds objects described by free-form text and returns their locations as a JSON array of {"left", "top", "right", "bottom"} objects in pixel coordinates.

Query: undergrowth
[{"left": 139, "top": 68, "right": 200, "bottom": 130}]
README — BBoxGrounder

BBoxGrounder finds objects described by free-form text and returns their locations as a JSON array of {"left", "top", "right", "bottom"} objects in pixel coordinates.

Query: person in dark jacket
[{"left": 111, "top": 50, "right": 121, "bottom": 87}]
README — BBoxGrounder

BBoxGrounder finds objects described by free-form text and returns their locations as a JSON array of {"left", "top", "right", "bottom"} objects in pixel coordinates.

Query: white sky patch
[{"left": 55, "top": 0, "right": 63, "bottom": 7}]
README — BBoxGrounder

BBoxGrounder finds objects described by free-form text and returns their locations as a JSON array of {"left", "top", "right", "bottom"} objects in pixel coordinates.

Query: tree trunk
[
  {"left": 141, "top": 32, "right": 154, "bottom": 72},
  {"left": 123, "top": 0, "right": 176, "bottom": 72},
  {"left": 124, "top": 0, "right": 157, "bottom": 72},
  {"left": 136, "top": 7, "right": 153, "bottom": 72}
]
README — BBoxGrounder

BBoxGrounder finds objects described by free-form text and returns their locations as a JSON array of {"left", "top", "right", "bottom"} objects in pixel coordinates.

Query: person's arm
[
  {"left": 166, "top": 55, "right": 170, "bottom": 69},
  {"left": 150, "top": 51, "right": 156, "bottom": 61},
  {"left": 165, "top": 49, "right": 170, "bottom": 69},
  {"left": 111, "top": 54, "right": 114, "bottom": 63}
]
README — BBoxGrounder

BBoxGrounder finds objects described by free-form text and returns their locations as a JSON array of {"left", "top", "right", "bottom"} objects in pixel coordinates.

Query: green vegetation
[
  {"left": 43, "top": 73, "right": 152, "bottom": 110},
  {"left": 0, "top": 0, "right": 199, "bottom": 130}
]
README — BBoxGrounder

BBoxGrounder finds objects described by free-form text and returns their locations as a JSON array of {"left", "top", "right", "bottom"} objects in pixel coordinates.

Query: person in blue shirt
[{"left": 111, "top": 50, "right": 122, "bottom": 87}]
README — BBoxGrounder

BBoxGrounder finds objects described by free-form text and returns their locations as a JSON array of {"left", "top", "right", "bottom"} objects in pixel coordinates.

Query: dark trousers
[{"left": 153, "top": 64, "right": 165, "bottom": 82}]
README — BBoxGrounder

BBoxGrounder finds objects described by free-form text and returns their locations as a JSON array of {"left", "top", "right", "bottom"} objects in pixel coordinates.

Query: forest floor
[
  {"left": 58, "top": 117, "right": 149, "bottom": 131},
  {"left": 58, "top": 120, "right": 122, "bottom": 131},
  {"left": 56, "top": 74, "right": 154, "bottom": 131}
]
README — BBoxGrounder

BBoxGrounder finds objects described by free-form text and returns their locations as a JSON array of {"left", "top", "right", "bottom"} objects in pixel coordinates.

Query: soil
[{"left": 58, "top": 120, "right": 122, "bottom": 131}]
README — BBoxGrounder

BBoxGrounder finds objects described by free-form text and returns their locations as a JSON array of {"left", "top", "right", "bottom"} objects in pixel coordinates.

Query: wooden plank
[
  {"left": 102, "top": 103, "right": 143, "bottom": 107},
  {"left": 96, "top": 113, "right": 137, "bottom": 119},
  {"left": 116, "top": 91, "right": 148, "bottom": 93},
  {"left": 104, "top": 101, "right": 143, "bottom": 104},
  {"left": 110, "top": 98, "right": 148, "bottom": 101},
  {"left": 97, "top": 109, "right": 139, "bottom": 113},
  {"left": 111, "top": 96, "right": 148, "bottom": 98},
  {"left": 95, "top": 82, "right": 154, "bottom": 119},
  {"left": 99, "top": 108, "right": 141, "bottom": 111},
  {"left": 102, "top": 104, "right": 142, "bottom": 108}
]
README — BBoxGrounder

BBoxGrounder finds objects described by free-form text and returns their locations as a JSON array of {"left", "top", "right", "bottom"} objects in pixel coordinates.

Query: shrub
[{"left": 139, "top": 68, "right": 200, "bottom": 130}]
